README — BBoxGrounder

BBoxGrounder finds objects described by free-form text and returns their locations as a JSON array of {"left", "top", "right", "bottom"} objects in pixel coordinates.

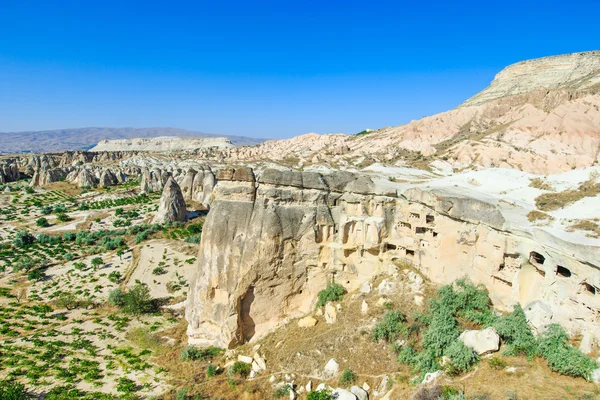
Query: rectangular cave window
[
  {"left": 426, "top": 215, "right": 435, "bottom": 224},
  {"left": 529, "top": 251, "right": 545, "bottom": 266},
  {"left": 406, "top": 249, "right": 415, "bottom": 257},
  {"left": 400, "top": 222, "right": 412, "bottom": 229},
  {"left": 432, "top": 231, "right": 438, "bottom": 237},
  {"left": 415, "top": 227, "right": 427, "bottom": 235},
  {"left": 556, "top": 265, "right": 572, "bottom": 278},
  {"left": 582, "top": 282, "right": 597, "bottom": 295},
  {"left": 409, "top": 213, "right": 420, "bottom": 219},
  {"left": 385, "top": 243, "right": 397, "bottom": 251}
]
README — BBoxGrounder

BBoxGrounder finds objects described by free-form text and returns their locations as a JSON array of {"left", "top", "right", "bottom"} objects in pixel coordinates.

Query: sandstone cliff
[{"left": 185, "top": 167, "right": 600, "bottom": 348}]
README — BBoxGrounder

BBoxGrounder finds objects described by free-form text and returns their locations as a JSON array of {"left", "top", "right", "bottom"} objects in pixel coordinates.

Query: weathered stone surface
[
  {"left": 350, "top": 385, "right": 368, "bottom": 400},
  {"left": 298, "top": 316, "right": 317, "bottom": 328},
  {"left": 459, "top": 328, "right": 500, "bottom": 355},
  {"left": 332, "top": 388, "right": 357, "bottom": 400},
  {"left": 324, "top": 303, "right": 337, "bottom": 324},
  {"left": 153, "top": 177, "right": 187, "bottom": 224},
  {"left": 323, "top": 358, "right": 339, "bottom": 378}
]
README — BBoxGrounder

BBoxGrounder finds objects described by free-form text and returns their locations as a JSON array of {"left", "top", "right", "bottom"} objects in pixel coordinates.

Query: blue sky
[{"left": 1, "top": 0, "right": 599, "bottom": 139}]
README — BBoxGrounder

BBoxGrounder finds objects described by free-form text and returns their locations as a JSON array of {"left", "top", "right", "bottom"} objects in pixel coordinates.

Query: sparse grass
[
  {"left": 568, "top": 219, "right": 600, "bottom": 238},
  {"left": 535, "top": 174, "right": 600, "bottom": 211},
  {"left": 529, "top": 177, "right": 553, "bottom": 191},
  {"left": 527, "top": 210, "right": 554, "bottom": 223}
]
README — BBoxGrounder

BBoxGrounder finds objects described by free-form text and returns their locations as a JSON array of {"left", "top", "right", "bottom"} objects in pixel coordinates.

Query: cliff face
[
  {"left": 186, "top": 168, "right": 600, "bottom": 348},
  {"left": 462, "top": 51, "right": 600, "bottom": 107}
]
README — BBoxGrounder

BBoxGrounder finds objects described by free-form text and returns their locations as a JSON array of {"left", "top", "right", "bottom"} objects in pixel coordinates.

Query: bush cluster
[
  {"left": 386, "top": 277, "right": 597, "bottom": 380},
  {"left": 315, "top": 283, "right": 345, "bottom": 308}
]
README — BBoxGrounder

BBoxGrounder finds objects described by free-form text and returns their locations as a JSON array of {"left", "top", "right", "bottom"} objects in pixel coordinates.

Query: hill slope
[{"left": 222, "top": 51, "right": 600, "bottom": 174}]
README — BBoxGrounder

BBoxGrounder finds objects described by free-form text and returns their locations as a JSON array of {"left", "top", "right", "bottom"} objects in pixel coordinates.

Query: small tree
[
  {"left": 56, "top": 213, "right": 71, "bottom": 223},
  {"left": 28, "top": 269, "right": 46, "bottom": 281},
  {"left": 36, "top": 217, "right": 50, "bottom": 227},
  {"left": 91, "top": 257, "right": 103, "bottom": 270},
  {"left": 122, "top": 283, "right": 155, "bottom": 315},
  {"left": 13, "top": 230, "right": 35, "bottom": 248}
]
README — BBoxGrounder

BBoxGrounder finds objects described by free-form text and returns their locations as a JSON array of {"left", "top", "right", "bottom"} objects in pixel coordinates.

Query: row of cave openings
[{"left": 528, "top": 251, "right": 598, "bottom": 296}]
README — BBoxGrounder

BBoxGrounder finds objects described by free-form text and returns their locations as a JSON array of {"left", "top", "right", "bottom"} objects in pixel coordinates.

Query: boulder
[
  {"left": 524, "top": 301, "right": 554, "bottom": 335},
  {"left": 360, "top": 282, "right": 372, "bottom": 294},
  {"left": 237, "top": 355, "right": 253, "bottom": 364},
  {"left": 459, "top": 327, "right": 500, "bottom": 355},
  {"left": 579, "top": 331, "right": 595, "bottom": 355},
  {"left": 422, "top": 370, "right": 443, "bottom": 385},
  {"left": 361, "top": 300, "right": 369, "bottom": 314},
  {"left": 351, "top": 385, "right": 369, "bottom": 400},
  {"left": 323, "top": 358, "right": 339, "bottom": 378},
  {"left": 325, "top": 302, "right": 337, "bottom": 324},
  {"left": 592, "top": 368, "right": 600, "bottom": 384},
  {"left": 298, "top": 316, "right": 318, "bottom": 328},
  {"left": 332, "top": 388, "right": 357, "bottom": 400}
]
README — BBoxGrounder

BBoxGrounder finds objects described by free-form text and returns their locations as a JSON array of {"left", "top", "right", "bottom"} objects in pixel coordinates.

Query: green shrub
[
  {"left": 230, "top": 361, "right": 251, "bottom": 377},
  {"left": 339, "top": 368, "right": 357, "bottom": 386},
  {"left": 274, "top": 385, "right": 291, "bottom": 398},
  {"left": 316, "top": 283, "right": 345, "bottom": 308},
  {"left": 372, "top": 311, "right": 407, "bottom": 342},
  {"left": 27, "top": 269, "right": 46, "bottom": 281},
  {"left": 185, "top": 235, "right": 201, "bottom": 244},
  {"left": 108, "top": 271, "right": 122, "bottom": 284},
  {"left": 492, "top": 304, "right": 538, "bottom": 358},
  {"left": 116, "top": 377, "right": 136, "bottom": 393},
  {"left": 307, "top": 390, "right": 333, "bottom": 400},
  {"left": 421, "top": 306, "right": 458, "bottom": 357},
  {"left": 13, "top": 230, "right": 35, "bottom": 248},
  {"left": 36, "top": 217, "right": 50, "bottom": 227},
  {"left": 40, "top": 205, "right": 53, "bottom": 215},
  {"left": 152, "top": 266, "right": 167, "bottom": 275},
  {"left": 206, "top": 364, "right": 218, "bottom": 378},
  {"left": 122, "top": 283, "right": 155, "bottom": 315},
  {"left": 538, "top": 324, "right": 597, "bottom": 380},
  {"left": 176, "top": 387, "right": 188, "bottom": 400},
  {"left": 180, "top": 345, "right": 223, "bottom": 361},
  {"left": 56, "top": 212, "right": 71, "bottom": 223},
  {"left": 108, "top": 289, "right": 125, "bottom": 307},
  {"left": 488, "top": 357, "right": 507, "bottom": 370},
  {"left": 0, "top": 379, "right": 28, "bottom": 399},
  {"left": 443, "top": 340, "right": 478, "bottom": 375},
  {"left": 187, "top": 223, "right": 202, "bottom": 234}
]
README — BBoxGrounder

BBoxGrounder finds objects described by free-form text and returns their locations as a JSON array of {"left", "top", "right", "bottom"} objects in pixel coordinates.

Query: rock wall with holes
[{"left": 185, "top": 167, "right": 600, "bottom": 348}]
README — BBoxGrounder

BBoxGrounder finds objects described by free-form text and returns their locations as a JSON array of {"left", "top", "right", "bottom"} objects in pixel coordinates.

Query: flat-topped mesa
[
  {"left": 462, "top": 51, "right": 600, "bottom": 107},
  {"left": 185, "top": 167, "right": 600, "bottom": 349},
  {"left": 90, "top": 136, "right": 234, "bottom": 152}
]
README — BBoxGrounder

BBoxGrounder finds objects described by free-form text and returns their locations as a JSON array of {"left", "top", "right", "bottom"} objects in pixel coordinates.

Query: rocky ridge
[{"left": 91, "top": 136, "right": 234, "bottom": 152}]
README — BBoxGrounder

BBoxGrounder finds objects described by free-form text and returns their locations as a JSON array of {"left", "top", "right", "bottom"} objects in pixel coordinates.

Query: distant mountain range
[{"left": 0, "top": 127, "right": 266, "bottom": 154}]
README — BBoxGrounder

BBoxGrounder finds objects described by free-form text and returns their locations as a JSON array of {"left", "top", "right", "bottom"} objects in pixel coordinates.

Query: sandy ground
[{"left": 127, "top": 239, "right": 197, "bottom": 299}]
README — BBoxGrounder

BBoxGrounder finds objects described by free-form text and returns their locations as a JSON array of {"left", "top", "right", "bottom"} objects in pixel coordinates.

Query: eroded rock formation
[
  {"left": 186, "top": 167, "right": 600, "bottom": 348},
  {"left": 153, "top": 177, "right": 188, "bottom": 224}
]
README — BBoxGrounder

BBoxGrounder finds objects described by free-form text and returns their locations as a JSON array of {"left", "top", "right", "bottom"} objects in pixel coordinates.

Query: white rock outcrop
[
  {"left": 153, "top": 177, "right": 187, "bottom": 224},
  {"left": 459, "top": 328, "right": 500, "bottom": 355}
]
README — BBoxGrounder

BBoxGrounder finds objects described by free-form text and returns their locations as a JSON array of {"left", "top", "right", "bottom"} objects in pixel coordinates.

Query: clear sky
[{"left": 1, "top": 0, "right": 599, "bottom": 139}]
